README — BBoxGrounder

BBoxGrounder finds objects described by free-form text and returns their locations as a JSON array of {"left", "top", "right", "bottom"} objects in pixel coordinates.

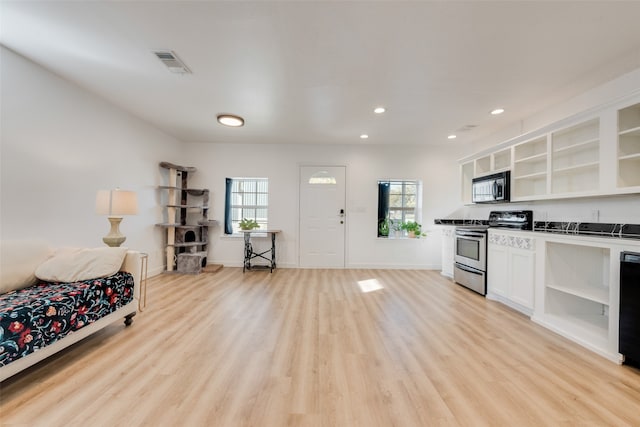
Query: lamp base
[{"left": 103, "top": 217, "right": 127, "bottom": 247}]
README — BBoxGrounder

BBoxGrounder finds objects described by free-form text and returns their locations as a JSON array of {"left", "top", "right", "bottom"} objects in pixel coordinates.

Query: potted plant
[
  {"left": 378, "top": 217, "right": 390, "bottom": 237},
  {"left": 239, "top": 218, "right": 260, "bottom": 230},
  {"left": 401, "top": 221, "right": 426, "bottom": 238}
]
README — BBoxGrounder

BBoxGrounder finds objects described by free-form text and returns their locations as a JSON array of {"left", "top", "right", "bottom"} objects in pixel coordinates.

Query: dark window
[{"left": 377, "top": 180, "right": 420, "bottom": 237}]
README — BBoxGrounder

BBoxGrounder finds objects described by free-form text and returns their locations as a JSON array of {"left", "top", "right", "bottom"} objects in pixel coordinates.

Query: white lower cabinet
[
  {"left": 440, "top": 227, "right": 455, "bottom": 278},
  {"left": 486, "top": 230, "right": 640, "bottom": 364},
  {"left": 531, "top": 234, "right": 640, "bottom": 363},
  {"left": 487, "top": 230, "right": 535, "bottom": 316}
]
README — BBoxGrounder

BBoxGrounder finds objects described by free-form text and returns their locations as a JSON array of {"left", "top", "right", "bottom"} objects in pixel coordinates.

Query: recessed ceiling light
[
  {"left": 373, "top": 107, "right": 386, "bottom": 114},
  {"left": 490, "top": 108, "right": 505, "bottom": 115},
  {"left": 360, "top": 134, "right": 369, "bottom": 139},
  {"left": 217, "top": 114, "right": 244, "bottom": 127},
  {"left": 448, "top": 134, "right": 457, "bottom": 140}
]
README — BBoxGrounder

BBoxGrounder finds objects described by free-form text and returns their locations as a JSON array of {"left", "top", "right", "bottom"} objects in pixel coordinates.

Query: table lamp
[{"left": 96, "top": 189, "right": 138, "bottom": 247}]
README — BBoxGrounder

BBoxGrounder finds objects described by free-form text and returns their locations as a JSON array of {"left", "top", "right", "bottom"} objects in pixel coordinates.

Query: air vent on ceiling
[
  {"left": 457, "top": 124, "right": 478, "bottom": 132},
  {"left": 152, "top": 50, "right": 191, "bottom": 74}
]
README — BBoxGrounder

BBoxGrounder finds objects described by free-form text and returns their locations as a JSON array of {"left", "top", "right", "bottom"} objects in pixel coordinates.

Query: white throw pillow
[
  {"left": 35, "top": 247, "right": 128, "bottom": 283},
  {"left": 0, "top": 240, "right": 53, "bottom": 294}
]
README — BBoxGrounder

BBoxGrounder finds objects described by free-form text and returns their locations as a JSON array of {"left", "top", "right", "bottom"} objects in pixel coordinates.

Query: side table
[{"left": 240, "top": 230, "right": 281, "bottom": 273}]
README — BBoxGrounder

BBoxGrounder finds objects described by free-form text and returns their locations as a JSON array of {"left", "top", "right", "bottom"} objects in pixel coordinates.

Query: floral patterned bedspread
[{"left": 0, "top": 271, "right": 134, "bottom": 367}]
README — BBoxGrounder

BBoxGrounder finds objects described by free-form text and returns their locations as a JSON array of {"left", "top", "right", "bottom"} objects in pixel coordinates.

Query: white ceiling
[{"left": 2, "top": 1, "right": 640, "bottom": 146}]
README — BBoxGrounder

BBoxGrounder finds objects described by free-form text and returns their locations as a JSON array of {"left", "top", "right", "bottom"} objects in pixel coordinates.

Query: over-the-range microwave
[{"left": 472, "top": 171, "right": 510, "bottom": 203}]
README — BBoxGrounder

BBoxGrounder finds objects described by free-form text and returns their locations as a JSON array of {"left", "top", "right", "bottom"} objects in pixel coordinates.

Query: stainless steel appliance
[
  {"left": 454, "top": 227, "right": 488, "bottom": 295},
  {"left": 453, "top": 210, "right": 533, "bottom": 296},
  {"left": 620, "top": 251, "right": 640, "bottom": 366},
  {"left": 472, "top": 171, "right": 510, "bottom": 203}
]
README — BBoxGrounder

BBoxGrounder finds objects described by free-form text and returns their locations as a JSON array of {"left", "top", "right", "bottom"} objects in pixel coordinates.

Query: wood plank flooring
[{"left": 2, "top": 268, "right": 640, "bottom": 426}]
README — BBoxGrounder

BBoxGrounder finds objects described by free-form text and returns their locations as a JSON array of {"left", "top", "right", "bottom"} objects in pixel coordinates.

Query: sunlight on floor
[{"left": 357, "top": 278, "right": 384, "bottom": 293}]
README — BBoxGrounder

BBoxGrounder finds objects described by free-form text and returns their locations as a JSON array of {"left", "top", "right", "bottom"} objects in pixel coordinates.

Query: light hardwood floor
[{"left": 1, "top": 268, "right": 640, "bottom": 426}]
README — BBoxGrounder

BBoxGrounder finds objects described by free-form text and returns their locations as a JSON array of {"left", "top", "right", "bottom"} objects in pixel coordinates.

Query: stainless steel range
[{"left": 454, "top": 210, "right": 533, "bottom": 295}]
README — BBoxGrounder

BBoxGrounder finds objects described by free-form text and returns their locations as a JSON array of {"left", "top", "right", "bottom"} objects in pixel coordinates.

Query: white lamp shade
[{"left": 96, "top": 189, "right": 138, "bottom": 216}]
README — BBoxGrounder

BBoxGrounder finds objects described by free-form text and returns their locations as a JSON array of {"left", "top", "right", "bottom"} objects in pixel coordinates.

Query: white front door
[{"left": 299, "top": 166, "right": 346, "bottom": 268}]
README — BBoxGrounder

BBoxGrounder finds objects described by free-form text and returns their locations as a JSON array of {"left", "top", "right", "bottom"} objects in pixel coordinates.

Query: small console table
[{"left": 241, "top": 230, "right": 281, "bottom": 273}]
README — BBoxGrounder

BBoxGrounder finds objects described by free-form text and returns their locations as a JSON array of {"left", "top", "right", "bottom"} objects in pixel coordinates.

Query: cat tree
[{"left": 157, "top": 162, "right": 219, "bottom": 274}]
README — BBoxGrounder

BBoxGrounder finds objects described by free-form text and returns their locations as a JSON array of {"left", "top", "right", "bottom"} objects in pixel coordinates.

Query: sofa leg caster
[{"left": 124, "top": 312, "right": 137, "bottom": 326}]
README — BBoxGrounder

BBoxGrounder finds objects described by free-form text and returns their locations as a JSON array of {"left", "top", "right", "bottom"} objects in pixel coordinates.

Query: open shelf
[
  {"left": 619, "top": 152, "right": 640, "bottom": 161},
  {"left": 552, "top": 162, "right": 599, "bottom": 176},
  {"left": 618, "top": 156, "right": 640, "bottom": 188},
  {"left": 514, "top": 175, "right": 547, "bottom": 198},
  {"left": 618, "top": 103, "right": 640, "bottom": 133},
  {"left": 542, "top": 312, "right": 609, "bottom": 348},
  {"left": 618, "top": 103, "right": 640, "bottom": 188},
  {"left": 514, "top": 152, "right": 547, "bottom": 164},
  {"left": 552, "top": 138, "right": 599, "bottom": 155},
  {"left": 619, "top": 125, "right": 640, "bottom": 136},
  {"left": 546, "top": 283, "right": 609, "bottom": 305},
  {"left": 461, "top": 161, "right": 474, "bottom": 203},
  {"left": 544, "top": 241, "right": 610, "bottom": 345},
  {"left": 552, "top": 119, "right": 599, "bottom": 148},
  {"left": 514, "top": 171, "right": 547, "bottom": 180},
  {"left": 514, "top": 137, "right": 547, "bottom": 161},
  {"left": 493, "top": 148, "right": 512, "bottom": 171},
  {"left": 546, "top": 242, "right": 610, "bottom": 304},
  {"left": 475, "top": 156, "right": 491, "bottom": 176}
]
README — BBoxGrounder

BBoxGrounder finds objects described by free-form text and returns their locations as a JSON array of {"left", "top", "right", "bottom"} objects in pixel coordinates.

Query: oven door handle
[
  {"left": 456, "top": 231, "right": 486, "bottom": 238},
  {"left": 455, "top": 263, "right": 484, "bottom": 275}
]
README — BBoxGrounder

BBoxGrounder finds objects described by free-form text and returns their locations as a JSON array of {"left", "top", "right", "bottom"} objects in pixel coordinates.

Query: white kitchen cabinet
[
  {"left": 551, "top": 118, "right": 600, "bottom": 195},
  {"left": 440, "top": 227, "right": 455, "bottom": 278},
  {"left": 531, "top": 233, "right": 640, "bottom": 363},
  {"left": 460, "top": 148, "right": 513, "bottom": 204},
  {"left": 487, "top": 230, "right": 535, "bottom": 316},
  {"left": 512, "top": 136, "right": 548, "bottom": 199},
  {"left": 459, "top": 93, "right": 640, "bottom": 202},
  {"left": 618, "top": 102, "right": 640, "bottom": 189}
]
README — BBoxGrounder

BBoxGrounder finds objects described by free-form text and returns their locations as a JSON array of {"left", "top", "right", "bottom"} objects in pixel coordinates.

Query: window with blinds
[{"left": 224, "top": 178, "right": 268, "bottom": 234}]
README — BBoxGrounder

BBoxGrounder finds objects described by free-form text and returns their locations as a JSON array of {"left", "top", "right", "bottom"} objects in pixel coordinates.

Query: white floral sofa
[{"left": 0, "top": 240, "right": 141, "bottom": 382}]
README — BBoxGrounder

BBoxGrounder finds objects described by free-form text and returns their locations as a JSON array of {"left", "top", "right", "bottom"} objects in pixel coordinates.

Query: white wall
[
  {"left": 0, "top": 46, "right": 183, "bottom": 275},
  {"left": 3, "top": 44, "right": 637, "bottom": 275},
  {"left": 183, "top": 142, "right": 466, "bottom": 269},
  {"left": 471, "top": 67, "right": 640, "bottom": 153},
  {"left": 449, "top": 194, "right": 640, "bottom": 226}
]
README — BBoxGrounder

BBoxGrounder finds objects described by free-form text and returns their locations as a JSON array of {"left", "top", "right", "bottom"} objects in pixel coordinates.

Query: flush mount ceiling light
[
  {"left": 490, "top": 108, "right": 505, "bottom": 115},
  {"left": 360, "top": 134, "right": 369, "bottom": 139},
  {"left": 448, "top": 134, "right": 457, "bottom": 140},
  {"left": 373, "top": 106, "right": 386, "bottom": 114},
  {"left": 217, "top": 114, "right": 245, "bottom": 127}
]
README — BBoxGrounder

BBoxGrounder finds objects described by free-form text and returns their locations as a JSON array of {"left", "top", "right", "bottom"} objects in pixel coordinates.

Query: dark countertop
[
  {"left": 533, "top": 221, "right": 640, "bottom": 240},
  {"left": 434, "top": 219, "right": 640, "bottom": 240},
  {"left": 434, "top": 219, "right": 488, "bottom": 226}
]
